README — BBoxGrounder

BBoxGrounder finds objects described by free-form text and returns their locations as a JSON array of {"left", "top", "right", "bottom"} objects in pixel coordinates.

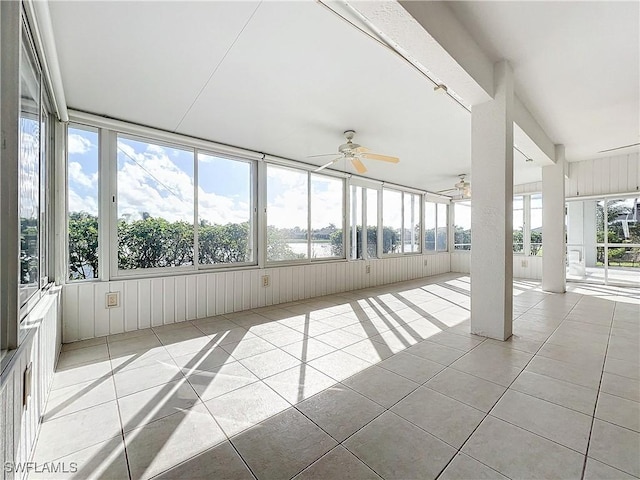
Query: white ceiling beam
[{"left": 513, "top": 96, "right": 556, "bottom": 163}]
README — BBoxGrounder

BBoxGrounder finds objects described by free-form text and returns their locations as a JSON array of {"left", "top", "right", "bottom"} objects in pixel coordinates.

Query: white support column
[
  {"left": 542, "top": 145, "right": 567, "bottom": 292},
  {"left": 470, "top": 60, "right": 514, "bottom": 341}
]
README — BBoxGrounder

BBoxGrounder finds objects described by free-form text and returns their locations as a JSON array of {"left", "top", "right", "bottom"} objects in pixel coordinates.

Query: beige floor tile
[
  {"left": 113, "top": 361, "right": 183, "bottom": 397},
  {"left": 344, "top": 412, "right": 456, "bottom": 480},
  {"left": 450, "top": 353, "right": 525, "bottom": 387},
  {"left": 186, "top": 361, "right": 258, "bottom": 401},
  {"left": 589, "top": 419, "right": 640, "bottom": 477},
  {"left": 221, "top": 337, "right": 278, "bottom": 360},
  {"left": 259, "top": 329, "right": 308, "bottom": 347},
  {"left": 378, "top": 351, "right": 445, "bottom": 383},
  {"left": 292, "top": 446, "right": 380, "bottom": 480},
  {"left": 536, "top": 342, "right": 605, "bottom": 369},
  {"left": 604, "top": 356, "right": 640, "bottom": 380},
  {"left": 124, "top": 403, "right": 226, "bottom": 480},
  {"left": 44, "top": 376, "right": 116, "bottom": 421},
  {"left": 600, "top": 372, "right": 640, "bottom": 402},
  {"left": 297, "top": 385, "right": 384, "bottom": 442},
  {"left": 61, "top": 337, "right": 107, "bottom": 352},
  {"left": 209, "top": 326, "right": 256, "bottom": 346},
  {"left": 462, "top": 416, "right": 584, "bottom": 479},
  {"left": 106, "top": 328, "right": 154, "bottom": 344},
  {"left": 190, "top": 316, "right": 237, "bottom": 333},
  {"left": 57, "top": 344, "right": 110, "bottom": 369},
  {"left": 109, "top": 346, "right": 174, "bottom": 372},
  {"left": 52, "top": 360, "right": 113, "bottom": 390},
  {"left": 118, "top": 380, "right": 200, "bottom": 431},
  {"left": 315, "top": 329, "right": 369, "bottom": 349},
  {"left": 280, "top": 338, "right": 336, "bottom": 362},
  {"left": 343, "top": 365, "right": 419, "bottom": 408},
  {"left": 263, "top": 364, "right": 336, "bottom": 404},
  {"left": 490, "top": 389, "right": 592, "bottom": 452},
  {"left": 392, "top": 386, "right": 485, "bottom": 448},
  {"left": 439, "top": 453, "right": 509, "bottom": 480},
  {"left": 405, "top": 340, "right": 466, "bottom": 365},
  {"left": 425, "top": 368, "right": 506, "bottom": 413},
  {"left": 526, "top": 355, "right": 602, "bottom": 389},
  {"left": 583, "top": 457, "right": 637, "bottom": 480},
  {"left": 596, "top": 392, "right": 640, "bottom": 432},
  {"left": 342, "top": 339, "right": 396, "bottom": 363},
  {"left": 307, "top": 350, "right": 372, "bottom": 382},
  {"left": 239, "top": 348, "right": 301, "bottom": 379},
  {"left": 231, "top": 408, "right": 337, "bottom": 480},
  {"left": 424, "top": 331, "right": 485, "bottom": 352},
  {"left": 171, "top": 347, "right": 236, "bottom": 373},
  {"left": 28, "top": 436, "right": 128, "bottom": 480},
  {"left": 153, "top": 440, "right": 254, "bottom": 480},
  {"left": 163, "top": 336, "right": 214, "bottom": 359},
  {"left": 510, "top": 370, "right": 598, "bottom": 415},
  {"left": 33, "top": 401, "right": 121, "bottom": 462},
  {"left": 204, "top": 381, "right": 290, "bottom": 437},
  {"left": 107, "top": 334, "right": 162, "bottom": 357}
]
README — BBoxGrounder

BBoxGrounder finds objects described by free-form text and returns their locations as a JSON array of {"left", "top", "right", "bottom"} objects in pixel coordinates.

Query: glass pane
[
  {"left": 383, "top": 189, "right": 402, "bottom": 254},
  {"left": 19, "top": 43, "right": 41, "bottom": 305},
  {"left": 117, "top": 136, "right": 195, "bottom": 269},
  {"left": 530, "top": 194, "right": 543, "bottom": 256},
  {"left": 39, "top": 110, "right": 49, "bottom": 285},
  {"left": 350, "top": 186, "right": 362, "bottom": 260},
  {"left": 513, "top": 195, "right": 524, "bottom": 253},
  {"left": 596, "top": 199, "right": 606, "bottom": 242},
  {"left": 68, "top": 126, "right": 99, "bottom": 280},
  {"left": 436, "top": 203, "right": 448, "bottom": 251},
  {"left": 454, "top": 201, "right": 471, "bottom": 250},
  {"left": 310, "top": 174, "right": 343, "bottom": 259},
  {"left": 366, "top": 189, "right": 378, "bottom": 258},
  {"left": 605, "top": 197, "right": 639, "bottom": 286},
  {"left": 198, "top": 154, "right": 253, "bottom": 265},
  {"left": 403, "top": 194, "right": 419, "bottom": 253},
  {"left": 266, "top": 165, "right": 308, "bottom": 261},
  {"left": 424, "top": 202, "right": 436, "bottom": 252}
]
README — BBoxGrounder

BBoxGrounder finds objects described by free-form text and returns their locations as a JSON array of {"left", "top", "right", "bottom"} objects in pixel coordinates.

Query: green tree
[
  {"left": 199, "top": 221, "right": 251, "bottom": 264},
  {"left": 68, "top": 211, "right": 99, "bottom": 279},
  {"left": 267, "top": 226, "right": 305, "bottom": 261},
  {"left": 330, "top": 226, "right": 399, "bottom": 257}
]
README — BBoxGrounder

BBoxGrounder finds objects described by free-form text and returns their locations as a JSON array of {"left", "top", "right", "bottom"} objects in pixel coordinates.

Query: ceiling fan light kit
[{"left": 311, "top": 130, "right": 399, "bottom": 174}]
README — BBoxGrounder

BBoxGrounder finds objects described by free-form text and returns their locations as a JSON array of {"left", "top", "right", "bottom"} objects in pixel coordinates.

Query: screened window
[
  {"left": 68, "top": 125, "right": 99, "bottom": 280},
  {"left": 530, "top": 194, "right": 543, "bottom": 255},
  {"left": 266, "top": 165, "right": 308, "bottom": 261},
  {"left": 454, "top": 201, "right": 471, "bottom": 250},
  {"left": 311, "top": 174, "right": 343, "bottom": 259},
  {"left": 404, "top": 193, "right": 420, "bottom": 253},
  {"left": 513, "top": 195, "right": 524, "bottom": 253},
  {"left": 349, "top": 186, "right": 379, "bottom": 260},
  {"left": 383, "top": 189, "right": 402, "bottom": 254},
  {"left": 116, "top": 135, "right": 195, "bottom": 270},
  {"left": 425, "top": 202, "right": 437, "bottom": 252},
  {"left": 350, "top": 186, "right": 363, "bottom": 260},
  {"left": 198, "top": 153, "right": 255, "bottom": 265},
  {"left": 436, "top": 203, "right": 448, "bottom": 251},
  {"left": 367, "top": 189, "right": 379, "bottom": 258},
  {"left": 19, "top": 40, "right": 42, "bottom": 306}
]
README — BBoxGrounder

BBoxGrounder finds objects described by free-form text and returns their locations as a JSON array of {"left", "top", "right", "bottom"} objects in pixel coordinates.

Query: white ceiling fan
[
  {"left": 438, "top": 174, "right": 471, "bottom": 198},
  {"left": 309, "top": 130, "right": 399, "bottom": 174}
]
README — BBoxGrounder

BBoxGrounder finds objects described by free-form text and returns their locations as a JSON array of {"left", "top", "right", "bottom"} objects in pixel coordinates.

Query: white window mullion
[
  {"left": 102, "top": 128, "right": 115, "bottom": 281},
  {"left": 523, "top": 195, "right": 531, "bottom": 256}
]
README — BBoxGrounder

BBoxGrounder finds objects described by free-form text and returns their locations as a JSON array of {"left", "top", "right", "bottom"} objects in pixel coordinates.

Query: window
[
  {"left": 530, "top": 194, "right": 543, "bottom": 255},
  {"left": 513, "top": 195, "right": 524, "bottom": 253},
  {"left": 403, "top": 193, "right": 420, "bottom": 252},
  {"left": 436, "top": 203, "right": 448, "bottom": 251},
  {"left": 349, "top": 186, "right": 363, "bottom": 260},
  {"left": 383, "top": 189, "right": 402, "bottom": 254},
  {"left": 367, "top": 189, "right": 379, "bottom": 257},
  {"left": 116, "top": 135, "right": 195, "bottom": 270},
  {"left": 68, "top": 125, "right": 100, "bottom": 280},
  {"left": 19, "top": 39, "right": 42, "bottom": 306},
  {"left": 425, "top": 201, "right": 448, "bottom": 252},
  {"left": 454, "top": 201, "right": 471, "bottom": 250},
  {"left": 198, "top": 153, "right": 255, "bottom": 265},
  {"left": 311, "top": 174, "right": 343, "bottom": 259},
  {"left": 266, "top": 165, "right": 308, "bottom": 261}
]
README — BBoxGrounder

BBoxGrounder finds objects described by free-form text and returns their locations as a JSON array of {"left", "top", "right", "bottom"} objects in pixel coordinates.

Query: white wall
[
  {"left": 451, "top": 252, "right": 542, "bottom": 280},
  {"left": 62, "top": 253, "right": 451, "bottom": 343},
  {"left": 0, "top": 289, "right": 61, "bottom": 480},
  {"left": 566, "top": 152, "right": 640, "bottom": 198}
]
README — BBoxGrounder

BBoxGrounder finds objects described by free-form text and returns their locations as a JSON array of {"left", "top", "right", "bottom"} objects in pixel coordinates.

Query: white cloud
[
  {"left": 68, "top": 133, "right": 94, "bottom": 155},
  {"left": 68, "top": 189, "right": 98, "bottom": 215},
  {"left": 68, "top": 161, "right": 97, "bottom": 189}
]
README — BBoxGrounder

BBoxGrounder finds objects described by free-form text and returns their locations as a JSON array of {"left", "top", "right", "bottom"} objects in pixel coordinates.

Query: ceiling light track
[{"left": 316, "top": 0, "right": 470, "bottom": 112}]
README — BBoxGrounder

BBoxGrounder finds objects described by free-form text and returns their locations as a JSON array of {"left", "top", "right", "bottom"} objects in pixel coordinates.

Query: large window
[
  {"left": 350, "top": 186, "right": 363, "bottom": 260},
  {"left": 425, "top": 201, "right": 448, "bottom": 252},
  {"left": 453, "top": 201, "right": 471, "bottom": 250},
  {"left": 403, "top": 193, "right": 420, "bottom": 253},
  {"left": 382, "top": 189, "right": 402, "bottom": 254},
  {"left": 311, "top": 174, "right": 343, "bottom": 259},
  {"left": 198, "top": 153, "right": 254, "bottom": 265},
  {"left": 266, "top": 165, "right": 344, "bottom": 262},
  {"left": 349, "top": 186, "right": 380, "bottom": 260},
  {"left": 513, "top": 195, "right": 524, "bottom": 253},
  {"left": 367, "top": 189, "right": 379, "bottom": 258},
  {"left": 19, "top": 39, "right": 42, "bottom": 306},
  {"left": 116, "top": 135, "right": 195, "bottom": 270},
  {"left": 530, "top": 194, "right": 543, "bottom": 255},
  {"left": 68, "top": 125, "right": 100, "bottom": 280}
]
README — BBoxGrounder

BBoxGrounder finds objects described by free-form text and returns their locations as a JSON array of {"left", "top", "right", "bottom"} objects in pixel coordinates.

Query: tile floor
[{"left": 30, "top": 273, "right": 640, "bottom": 480}]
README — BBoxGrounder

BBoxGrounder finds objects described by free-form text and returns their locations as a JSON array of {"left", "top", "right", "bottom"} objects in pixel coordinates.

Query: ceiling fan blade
[
  {"left": 354, "top": 146, "right": 370, "bottom": 154},
  {"left": 314, "top": 157, "right": 342, "bottom": 172},
  {"left": 351, "top": 158, "right": 367, "bottom": 174},
  {"left": 360, "top": 152, "right": 400, "bottom": 163},
  {"left": 307, "top": 153, "right": 338, "bottom": 158},
  {"left": 437, "top": 188, "right": 458, "bottom": 194}
]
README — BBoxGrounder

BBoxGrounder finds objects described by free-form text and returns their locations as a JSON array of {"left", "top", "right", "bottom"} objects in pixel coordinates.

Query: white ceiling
[
  {"left": 447, "top": 1, "right": 640, "bottom": 162},
  {"left": 48, "top": 0, "right": 587, "bottom": 193}
]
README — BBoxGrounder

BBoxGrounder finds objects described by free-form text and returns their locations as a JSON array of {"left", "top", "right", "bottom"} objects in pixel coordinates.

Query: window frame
[
  {"left": 452, "top": 199, "right": 472, "bottom": 251},
  {"left": 381, "top": 188, "right": 423, "bottom": 257},
  {"left": 424, "top": 199, "right": 449, "bottom": 254}
]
